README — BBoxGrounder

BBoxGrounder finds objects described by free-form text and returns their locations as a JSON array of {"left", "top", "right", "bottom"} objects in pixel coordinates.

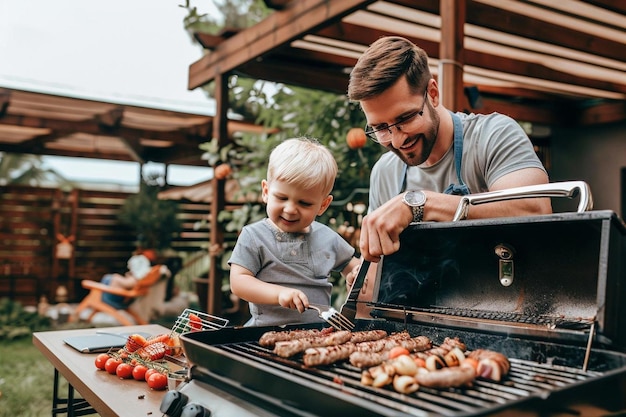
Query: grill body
[
  {"left": 172, "top": 210, "right": 626, "bottom": 416},
  {"left": 180, "top": 321, "right": 626, "bottom": 417}
]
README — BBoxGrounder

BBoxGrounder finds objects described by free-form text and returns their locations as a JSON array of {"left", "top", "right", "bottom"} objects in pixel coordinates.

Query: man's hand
[{"left": 359, "top": 194, "right": 412, "bottom": 262}]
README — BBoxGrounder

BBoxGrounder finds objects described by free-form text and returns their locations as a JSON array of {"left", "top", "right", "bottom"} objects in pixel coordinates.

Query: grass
[
  {"left": 0, "top": 336, "right": 70, "bottom": 417},
  {"left": 0, "top": 298, "right": 95, "bottom": 417}
]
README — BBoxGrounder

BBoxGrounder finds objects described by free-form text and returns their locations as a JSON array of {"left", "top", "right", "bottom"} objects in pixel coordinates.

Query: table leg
[{"left": 51, "top": 368, "right": 97, "bottom": 416}]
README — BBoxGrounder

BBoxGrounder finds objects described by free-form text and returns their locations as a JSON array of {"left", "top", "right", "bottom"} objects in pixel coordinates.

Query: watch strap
[{"left": 411, "top": 205, "right": 424, "bottom": 223}]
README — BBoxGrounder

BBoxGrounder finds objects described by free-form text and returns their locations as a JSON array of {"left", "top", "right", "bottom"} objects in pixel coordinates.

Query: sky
[{"left": 0, "top": 0, "right": 220, "bottom": 187}]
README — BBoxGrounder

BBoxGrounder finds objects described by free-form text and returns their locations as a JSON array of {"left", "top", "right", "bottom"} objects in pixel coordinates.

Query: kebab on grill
[
  {"left": 348, "top": 334, "right": 432, "bottom": 368},
  {"left": 258, "top": 328, "right": 510, "bottom": 392},
  {"left": 275, "top": 329, "right": 399, "bottom": 359},
  {"left": 303, "top": 331, "right": 428, "bottom": 367},
  {"left": 259, "top": 327, "right": 334, "bottom": 348},
  {"left": 361, "top": 338, "right": 510, "bottom": 392},
  {"left": 467, "top": 349, "right": 511, "bottom": 381},
  {"left": 273, "top": 330, "right": 354, "bottom": 357},
  {"left": 360, "top": 342, "right": 474, "bottom": 391}
]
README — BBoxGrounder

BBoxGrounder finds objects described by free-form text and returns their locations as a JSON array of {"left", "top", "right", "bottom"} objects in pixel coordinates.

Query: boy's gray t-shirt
[
  {"left": 228, "top": 219, "right": 356, "bottom": 327},
  {"left": 368, "top": 112, "right": 547, "bottom": 212}
]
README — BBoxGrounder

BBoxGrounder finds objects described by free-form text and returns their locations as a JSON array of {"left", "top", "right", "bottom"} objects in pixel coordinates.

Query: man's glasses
[{"left": 364, "top": 90, "right": 428, "bottom": 144}]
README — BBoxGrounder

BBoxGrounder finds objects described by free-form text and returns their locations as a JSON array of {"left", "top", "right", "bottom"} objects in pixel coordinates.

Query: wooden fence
[{"left": 0, "top": 185, "right": 213, "bottom": 306}]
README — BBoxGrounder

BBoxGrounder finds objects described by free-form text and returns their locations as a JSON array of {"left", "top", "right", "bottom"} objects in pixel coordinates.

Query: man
[{"left": 348, "top": 36, "right": 551, "bottom": 263}]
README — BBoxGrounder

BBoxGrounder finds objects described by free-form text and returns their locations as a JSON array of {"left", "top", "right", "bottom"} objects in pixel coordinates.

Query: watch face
[{"left": 405, "top": 191, "right": 426, "bottom": 206}]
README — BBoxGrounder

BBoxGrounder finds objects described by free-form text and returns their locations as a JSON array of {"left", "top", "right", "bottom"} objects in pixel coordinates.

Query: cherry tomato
[
  {"left": 104, "top": 357, "right": 122, "bottom": 375},
  {"left": 94, "top": 353, "right": 111, "bottom": 370},
  {"left": 146, "top": 372, "right": 168, "bottom": 390},
  {"left": 132, "top": 364, "right": 148, "bottom": 381},
  {"left": 388, "top": 346, "right": 411, "bottom": 359},
  {"left": 188, "top": 313, "right": 203, "bottom": 331},
  {"left": 144, "top": 368, "right": 160, "bottom": 382},
  {"left": 116, "top": 363, "right": 134, "bottom": 379}
]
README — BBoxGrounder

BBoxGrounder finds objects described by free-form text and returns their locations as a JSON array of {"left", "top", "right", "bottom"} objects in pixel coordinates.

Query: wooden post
[
  {"left": 439, "top": 0, "right": 466, "bottom": 112},
  {"left": 207, "top": 73, "right": 229, "bottom": 316},
  {"left": 68, "top": 189, "right": 78, "bottom": 279}
]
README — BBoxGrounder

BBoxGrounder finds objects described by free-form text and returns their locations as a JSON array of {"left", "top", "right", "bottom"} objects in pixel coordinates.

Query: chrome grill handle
[{"left": 452, "top": 181, "right": 593, "bottom": 221}]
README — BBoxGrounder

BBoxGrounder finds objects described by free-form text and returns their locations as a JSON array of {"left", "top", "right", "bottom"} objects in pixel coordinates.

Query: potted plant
[{"left": 118, "top": 173, "right": 182, "bottom": 252}]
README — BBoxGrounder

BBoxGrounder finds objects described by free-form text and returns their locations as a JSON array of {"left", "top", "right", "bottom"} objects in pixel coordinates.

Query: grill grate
[
  {"left": 375, "top": 304, "right": 595, "bottom": 330},
  {"left": 207, "top": 340, "right": 604, "bottom": 417},
  {"left": 171, "top": 308, "right": 229, "bottom": 334}
]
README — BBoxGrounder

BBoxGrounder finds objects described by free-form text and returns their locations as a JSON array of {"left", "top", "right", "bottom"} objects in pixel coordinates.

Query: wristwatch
[{"left": 402, "top": 190, "right": 427, "bottom": 223}]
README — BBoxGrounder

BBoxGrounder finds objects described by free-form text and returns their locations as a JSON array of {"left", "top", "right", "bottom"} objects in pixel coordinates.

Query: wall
[{"left": 549, "top": 121, "right": 626, "bottom": 218}]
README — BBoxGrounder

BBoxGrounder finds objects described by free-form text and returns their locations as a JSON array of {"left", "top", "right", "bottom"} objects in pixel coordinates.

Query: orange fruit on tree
[
  {"left": 214, "top": 163, "right": 232, "bottom": 180},
  {"left": 346, "top": 127, "right": 367, "bottom": 149}
]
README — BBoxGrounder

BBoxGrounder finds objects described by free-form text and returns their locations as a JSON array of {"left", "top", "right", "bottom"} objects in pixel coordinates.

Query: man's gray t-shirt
[
  {"left": 368, "top": 112, "right": 547, "bottom": 212},
  {"left": 228, "top": 218, "right": 356, "bottom": 327}
]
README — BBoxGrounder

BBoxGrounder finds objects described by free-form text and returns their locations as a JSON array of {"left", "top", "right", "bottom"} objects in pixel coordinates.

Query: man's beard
[{"left": 389, "top": 102, "right": 440, "bottom": 166}]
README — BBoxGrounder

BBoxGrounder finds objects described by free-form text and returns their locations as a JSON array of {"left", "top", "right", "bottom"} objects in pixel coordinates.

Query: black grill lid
[{"left": 359, "top": 210, "right": 626, "bottom": 350}]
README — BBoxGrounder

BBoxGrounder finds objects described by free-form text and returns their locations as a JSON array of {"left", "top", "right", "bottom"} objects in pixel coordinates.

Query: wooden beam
[
  {"left": 117, "top": 132, "right": 145, "bottom": 164},
  {"left": 579, "top": 101, "right": 626, "bottom": 126},
  {"left": 194, "top": 28, "right": 240, "bottom": 50},
  {"left": 391, "top": 0, "right": 626, "bottom": 63},
  {"left": 95, "top": 106, "right": 124, "bottom": 128},
  {"left": 586, "top": 0, "right": 626, "bottom": 15},
  {"left": 439, "top": 0, "right": 466, "bottom": 111},
  {"left": 189, "top": 0, "right": 377, "bottom": 89},
  {"left": 236, "top": 58, "right": 350, "bottom": 93},
  {"left": 476, "top": 97, "right": 560, "bottom": 125},
  {"left": 207, "top": 73, "right": 229, "bottom": 316}
]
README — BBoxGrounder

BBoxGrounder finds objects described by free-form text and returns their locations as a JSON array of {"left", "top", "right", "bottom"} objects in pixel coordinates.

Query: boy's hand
[
  {"left": 278, "top": 289, "right": 309, "bottom": 313},
  {"left": 345, "top": 264, "right": 361, "bottom": 288}
]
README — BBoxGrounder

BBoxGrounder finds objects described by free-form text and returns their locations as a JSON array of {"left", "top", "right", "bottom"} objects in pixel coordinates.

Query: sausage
[
  {"left": 303, "top": 343, "right": 357, "bottom": 366},
  {"left": 302, "top": 330, "right": 389, "bottom": 366},
  {"left": 259, "top": 328, "right": 330, "bottom": 347},
  {"left": 349, "top": 329, "right": 388, "bottom": 343},
  {"left": 273, "top": 330, "right": 352, "bottom": 357},
  {"left": 349, "top": 335, "right": 433, "bottom": 368},
  {"left": 415, "top": 365, "right": 476, "bottom": 388}
]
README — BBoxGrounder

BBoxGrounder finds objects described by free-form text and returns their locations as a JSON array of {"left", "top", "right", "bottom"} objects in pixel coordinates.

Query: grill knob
[
  {"left": 160, "top": 390, "right": 189, "bottom": 417},
  {"left": 181, "top": 403, "right": 211, "bottom": 417}
]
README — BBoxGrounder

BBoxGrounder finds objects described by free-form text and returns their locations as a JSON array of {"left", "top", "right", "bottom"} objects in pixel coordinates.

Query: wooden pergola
[
  {"left": 186, "top": 0, "right": 626, "bottom": 315},
  {"left": 0, "top": 88, "right": 268, "bottom": 166}
]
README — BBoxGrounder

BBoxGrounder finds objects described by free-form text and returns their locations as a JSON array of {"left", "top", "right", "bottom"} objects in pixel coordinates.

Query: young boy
[{"left": 229, "top": 138, "right": 361, "bottom": 327}]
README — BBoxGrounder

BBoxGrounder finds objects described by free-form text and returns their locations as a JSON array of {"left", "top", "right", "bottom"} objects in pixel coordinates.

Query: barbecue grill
[{"left": 161, "top": 182, "right": 626, "bottom": 417}]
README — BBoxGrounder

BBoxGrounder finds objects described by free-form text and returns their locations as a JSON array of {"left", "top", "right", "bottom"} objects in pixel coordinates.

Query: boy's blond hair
[{"left": 267, "top": 138, "right": 337, "bottom": 196}]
